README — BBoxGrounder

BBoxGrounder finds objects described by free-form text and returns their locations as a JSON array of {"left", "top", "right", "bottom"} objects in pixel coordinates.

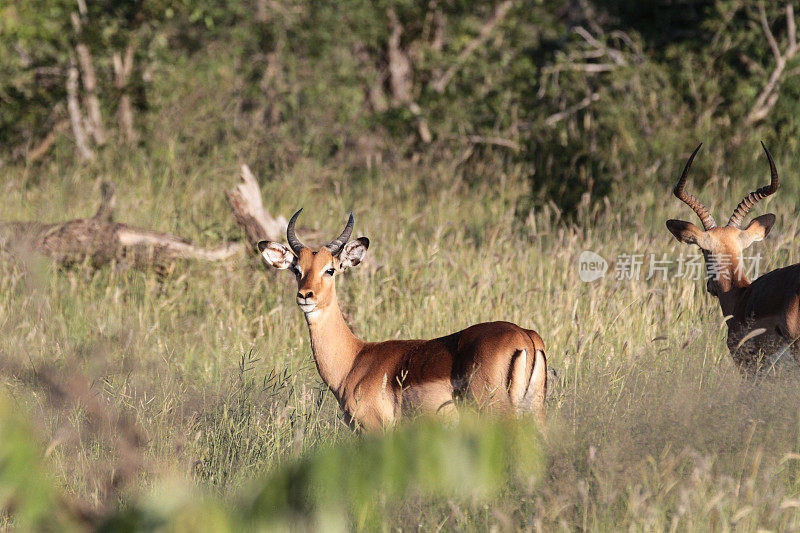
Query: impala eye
[{"left": 325, "top": 268, "right": 335, "bottom": 276}]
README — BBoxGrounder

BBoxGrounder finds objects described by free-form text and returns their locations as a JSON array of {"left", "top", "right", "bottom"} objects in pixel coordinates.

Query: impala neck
[
  {"left": 712, "top": 252, "right": 750, "bottom": 319},
  {"left": 304, "top": 289, "right": 364, "bottom": 396}
]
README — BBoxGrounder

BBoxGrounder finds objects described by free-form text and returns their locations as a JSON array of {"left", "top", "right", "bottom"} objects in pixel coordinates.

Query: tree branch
[
  {"left": 113, "top": 44, "right": 138, "bottom": 143},
  {"left": 444, "top": 134, "right": 520, "bottom": 150},
  {"left": 759, "top": 2, "right": 782, "bottom": 63},
  {"left": 430, "top": 0, "right": 513, "bottom": 93},
  {"left": 743, "top": 2, "right": 799, "bottom": 126},
  {"left": 544, "top": 92, "right": 601, "bottom": 126},
  {"left": 27, "top": 119, "right": 69, "bottom": 162},
  {"left": 573, "top": 26, "right": 627, "bottom": 66}
]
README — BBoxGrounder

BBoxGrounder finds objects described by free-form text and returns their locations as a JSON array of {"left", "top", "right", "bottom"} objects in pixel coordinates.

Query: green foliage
[
  {"left": 244, "top": 415, "right": 543, "bottom": 529},
  {"left": 0, "top": 393, "right": 72, "bottom": 531},
  {"left": 73, "top": 415, "right": 543, "bottom": 530},
  {"left": 6, "top": 0, "right": 800, "bottom": 214}
]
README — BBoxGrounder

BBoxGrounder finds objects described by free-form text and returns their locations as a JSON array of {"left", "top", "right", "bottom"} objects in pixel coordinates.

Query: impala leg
[
  {"left": 507, "top": 349, "right": 528, "bottom": 406},
  {"left": 525, "top": 348, "right": 547, "bottom": 424}
]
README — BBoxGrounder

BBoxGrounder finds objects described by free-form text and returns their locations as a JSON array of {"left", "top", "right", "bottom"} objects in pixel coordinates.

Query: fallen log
[{"left": 0, "top": 183, "right": 242, "bottom": 269}]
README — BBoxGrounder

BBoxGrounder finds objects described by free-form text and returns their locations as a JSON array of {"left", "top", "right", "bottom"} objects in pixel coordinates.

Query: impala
[
  {"left": 666, "top": 142, "right": 799, "bottom": 374},
  {"left": 257, "top": 210, "right": 547, "bottom": 431}
]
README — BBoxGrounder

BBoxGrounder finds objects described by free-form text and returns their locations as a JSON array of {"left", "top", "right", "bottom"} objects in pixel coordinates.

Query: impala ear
[
  {"left": 741, "top": 213, "right": 776, "bottom": 247},
  {"left": 257, "top": 241, "right": 296, "bottom": 270},
  {"left": 666, "top": 219, "right": 709, "bottom": 247},
  {"left": 338, "top": 237, "right": 369, "bottom": 270}
]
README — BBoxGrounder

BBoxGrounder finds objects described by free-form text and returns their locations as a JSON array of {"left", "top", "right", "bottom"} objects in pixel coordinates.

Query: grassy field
[
  {"left": 4, "top": 44, "right": 800, "bottom": 531},
  {"left": 4, "top": 128, "right": 800, "bottom": 530}
]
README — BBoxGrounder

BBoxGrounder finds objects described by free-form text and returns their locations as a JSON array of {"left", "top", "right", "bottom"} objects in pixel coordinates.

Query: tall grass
[
  {"left": 4, "top": 53, "right": 800, "bottom": 529},
  {"left": 4, "top": 134, "right": 800, "bottom": 529}
]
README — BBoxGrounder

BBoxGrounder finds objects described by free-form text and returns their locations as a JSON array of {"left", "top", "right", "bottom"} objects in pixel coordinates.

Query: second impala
[
  {"left": 666, "top": 142, "right": 800, "bottom": 374},
  {"left": 257, "top": 210, "right": 547, "bottom": 431}
]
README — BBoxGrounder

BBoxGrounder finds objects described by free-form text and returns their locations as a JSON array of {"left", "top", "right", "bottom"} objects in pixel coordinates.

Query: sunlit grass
[{"left": 3, "top": 123, "right": 800, "bottom": 529}]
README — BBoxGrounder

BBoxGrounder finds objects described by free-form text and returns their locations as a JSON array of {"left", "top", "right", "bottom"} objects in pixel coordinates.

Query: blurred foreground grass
[{"left": 2, "top": 391, "right": 543, "bottom": 531}]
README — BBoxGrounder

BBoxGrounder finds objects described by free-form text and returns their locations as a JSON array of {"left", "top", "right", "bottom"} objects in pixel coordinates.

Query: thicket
[{"left": 3, "top": 0, "right": 800, "bottom": 215}]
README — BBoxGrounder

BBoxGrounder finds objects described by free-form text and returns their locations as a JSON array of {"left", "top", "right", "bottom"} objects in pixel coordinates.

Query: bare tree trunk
[
  {"left": 261, "top": 52, "right": 284, "bottom": 125},
  {"left": 430, "top": 10, "right": 445, "bottom": 52},
  {"left": 409, "top": 103, "right": 432, "bottom": 144},
  {"left": 354, "top": 42, "right": 388, "bottom": 113},
  {"left": 385, "top": 9, "right": 433, "bottom": 143},
  {"left": 0, "top": 183, "right": 242, "bottom": 269},
  {"left": 66, "top": 55, "right": 95, "bottom": 161},
  {"left": 113, "top": 45, "right": 138, "bottom": 143},
  {"left": 71, "top": 12, "right": 106, "bottom": 146},
  {"left": 386, "top": 7, "right": 414, "bottom": 106}
]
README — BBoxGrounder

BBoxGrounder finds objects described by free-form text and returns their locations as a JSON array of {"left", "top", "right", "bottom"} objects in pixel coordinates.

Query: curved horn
[
  {"left": 727, "top": 141, "right": 780, "bottom": 228},
  {"left": 325, "top": 212, "right": 354, "bottom": 255},
  {"left": 673, "top": 143, "right": 717, "bottom": 230},
  {"left": 286, "top": 208, "right": 307, "bottom": 254}
]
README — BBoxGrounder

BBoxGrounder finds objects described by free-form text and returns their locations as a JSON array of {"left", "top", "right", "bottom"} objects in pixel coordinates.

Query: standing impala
[
  {"left": 257, "top": 210, "right": 547, "bottom": 431},
  {"left": 666, "top": 142, "right": 800, "bottom": 374}
]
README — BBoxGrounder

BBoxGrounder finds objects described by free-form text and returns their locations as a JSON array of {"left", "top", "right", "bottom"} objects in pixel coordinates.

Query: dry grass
[
  {"left": 3, "top": 143, "right": 800, "bottom": 529},
  {"left": 4, "top": 60, "right": 800, "bottom": 529}
]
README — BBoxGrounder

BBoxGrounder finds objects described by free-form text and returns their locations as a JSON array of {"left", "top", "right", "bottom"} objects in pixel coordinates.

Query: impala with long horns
[
  {"left": 666, "top": 142, "right": 799, "bottom": 373},
  {"left": 257, "top": 210, "right": 547, "bottom": 431}
]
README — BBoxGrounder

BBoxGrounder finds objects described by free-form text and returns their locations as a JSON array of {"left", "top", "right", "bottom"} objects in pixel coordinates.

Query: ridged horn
[
  {"left": 325, "top": 212, "right": 354, "bottom": 255},
  {"left": 286, "top": 208, "right": 307, "bottom": 254},
  {"left": 673, "top": 143, "right": 717, "bottom": 230},
  {"left": 727, "top": 141, "right": 779, "bottom": 228}
]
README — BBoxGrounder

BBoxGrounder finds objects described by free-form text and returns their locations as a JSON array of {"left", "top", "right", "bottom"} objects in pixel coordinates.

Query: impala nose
[{"left": 297, "top": 290, "right": 314, "bottom": 300}]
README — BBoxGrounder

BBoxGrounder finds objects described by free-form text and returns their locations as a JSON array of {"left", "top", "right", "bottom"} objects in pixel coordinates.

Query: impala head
[
  {"left": 666, "top": 142, "right": 778, "bottom": 295},
  {"left": 257, "top": 210, "right": 369, "bottom": 318}
]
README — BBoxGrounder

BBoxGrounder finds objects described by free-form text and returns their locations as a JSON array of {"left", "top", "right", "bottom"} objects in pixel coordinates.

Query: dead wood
[
  {"left": 225, "top": 164, "right": 328, "bottom": 253},
  {"left": 742, "top": 3, "right": 798, "bottom": 127},
  {"left": 113, "top": 44, "right": 138, "bottom": 143},
  {"left": 225, "top": 164, "right": 287, "bottom": 250},
  {"left": 544, "top": 92, "right": 601, "bottom": 126},
  {"left": 386, "top": 7, "right": 414, "bottom": 106},
  {"left": 66, "top": 55, "right": 95, "bottom": 161},
  {"left": 71, "top": 12, "right": 106, "bottom": 146},
  {"left": 0, "top": 183, "right": 242, "bottom": 269},
  {"left": 27, "top": 119, "right": 69, "bottom": 162}
]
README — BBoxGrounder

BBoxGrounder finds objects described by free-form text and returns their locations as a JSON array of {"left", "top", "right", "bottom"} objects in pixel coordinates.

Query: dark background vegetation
[
  {"left": 4, "top": 0, "right": 800, "bottom": 214},
  {"left": 3, "top": 0, "right": 800, "bottom": 530}
]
